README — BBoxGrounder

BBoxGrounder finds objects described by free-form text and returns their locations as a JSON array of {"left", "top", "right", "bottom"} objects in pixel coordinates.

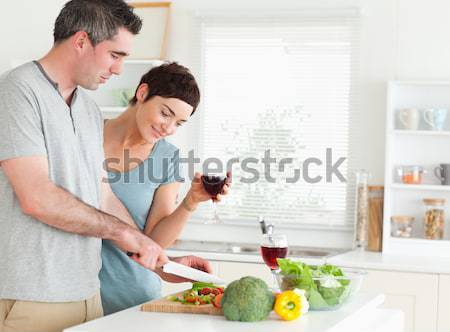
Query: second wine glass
[{"left": 260, "top": 233, "right": 288, "bottom": 290}]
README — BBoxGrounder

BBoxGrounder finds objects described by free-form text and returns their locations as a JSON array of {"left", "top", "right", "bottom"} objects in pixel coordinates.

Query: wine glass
[
  {"left": 201, "top": 173, "right": 227, "bottom": 224},
  {"left": 260, "top": 233, "right": 288, "bottom": 290}
]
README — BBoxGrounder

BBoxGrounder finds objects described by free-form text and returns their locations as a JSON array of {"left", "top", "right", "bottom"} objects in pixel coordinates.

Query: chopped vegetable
[
  {"left": 169, "top": 282, "right": 224, "bottom": 306},
  {"left": 212, "top": 293, "right": 224, "bottom": 308}
]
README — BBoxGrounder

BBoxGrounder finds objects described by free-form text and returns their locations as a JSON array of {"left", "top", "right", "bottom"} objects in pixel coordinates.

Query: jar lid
[
  {"left": 401, "top": 165, "right": 424, "bottom": 171},
  {"left": 423, "top": 198, "right": 446, "bottom": 205},
  {"left": 391, "top": 216, "right": 415, "bottom": 224}
]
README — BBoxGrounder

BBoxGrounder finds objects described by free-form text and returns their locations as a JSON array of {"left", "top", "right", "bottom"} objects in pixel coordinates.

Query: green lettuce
[{"left": 277, "top": 259, "right": 351, "bottom": 310}]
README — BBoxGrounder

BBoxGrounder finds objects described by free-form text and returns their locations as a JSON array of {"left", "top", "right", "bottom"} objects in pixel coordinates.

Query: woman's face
[{"left": 134, "top": 84, "right": 193, "bottom": 144}]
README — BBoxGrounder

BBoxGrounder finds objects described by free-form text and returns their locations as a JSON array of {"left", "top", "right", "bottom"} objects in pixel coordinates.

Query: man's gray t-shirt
[{"left": 0, "top": 61, "right": 104, "bottom": 302}]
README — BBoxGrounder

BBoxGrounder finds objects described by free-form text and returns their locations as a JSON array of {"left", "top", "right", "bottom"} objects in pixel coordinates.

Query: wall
[{"left": 1, "top": 0, "right": 448, "bottom": 248}]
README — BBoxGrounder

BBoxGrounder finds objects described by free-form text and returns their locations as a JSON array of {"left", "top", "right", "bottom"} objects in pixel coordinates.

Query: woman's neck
[{"left": 110, "top": 105, "right": 152, "bottom": 149}]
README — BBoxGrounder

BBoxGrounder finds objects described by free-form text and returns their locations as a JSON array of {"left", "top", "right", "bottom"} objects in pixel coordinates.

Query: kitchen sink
[{"left": 168, "top": 240, "right": 346, "bottom": 259}]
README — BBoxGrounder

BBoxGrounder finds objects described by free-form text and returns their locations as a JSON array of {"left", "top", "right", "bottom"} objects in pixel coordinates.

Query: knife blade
[{"left": 162, "top": 261, "right": 225, "bottom": 284}]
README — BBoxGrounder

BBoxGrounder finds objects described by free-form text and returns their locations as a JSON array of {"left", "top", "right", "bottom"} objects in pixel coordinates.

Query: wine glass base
[{"left": 203, "top": 218, "right": 222, "bottom": 225}]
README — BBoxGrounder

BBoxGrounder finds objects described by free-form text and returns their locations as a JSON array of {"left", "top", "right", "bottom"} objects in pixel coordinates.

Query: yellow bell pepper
[{"left": 274, "top": 290, "right": 302, "bottom": 321}]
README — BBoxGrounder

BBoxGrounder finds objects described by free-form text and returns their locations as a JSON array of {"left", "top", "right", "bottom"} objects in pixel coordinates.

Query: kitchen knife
[{"left": 162, "top": 261, "right": 225, "bottom": 284}]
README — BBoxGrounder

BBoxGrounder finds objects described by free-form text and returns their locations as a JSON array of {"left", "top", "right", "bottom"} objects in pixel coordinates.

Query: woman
[{"left": 100, "top": 62, "right": 230, "bottom": 314}]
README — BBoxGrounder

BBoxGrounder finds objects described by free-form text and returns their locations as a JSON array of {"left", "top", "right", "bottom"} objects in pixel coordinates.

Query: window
[{"left": 192, "top": 10, "right": 362, "bottom": 227}]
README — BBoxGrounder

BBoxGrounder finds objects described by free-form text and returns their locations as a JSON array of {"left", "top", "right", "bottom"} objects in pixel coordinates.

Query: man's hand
[
  {"left": 114, "top": 227, "right": 169, "bottom": 270},
  {"left": 156, "top": 255, "right": 213, "bottom": 283}
]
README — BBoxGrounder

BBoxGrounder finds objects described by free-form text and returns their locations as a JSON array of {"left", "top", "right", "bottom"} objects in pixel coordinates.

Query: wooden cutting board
[{"left": 141, "top": 291, "right": 223, "bottom": 315}]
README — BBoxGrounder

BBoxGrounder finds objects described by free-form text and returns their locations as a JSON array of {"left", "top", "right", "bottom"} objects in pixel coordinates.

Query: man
[{"left": 0, "top": 1, "right": 210, "bottom": 331}]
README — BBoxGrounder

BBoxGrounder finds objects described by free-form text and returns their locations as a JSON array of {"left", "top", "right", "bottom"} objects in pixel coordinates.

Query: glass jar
[
  {"left": 354, "top": 170, "right": 369, "bottom": 248},
  {"left": 423, "top": 198, "right": 445, "bottom": 240},
  {"left": 390, "top": 216, "right": 414, "bottom": 238},
  {"left": 367, "top": 186, "right": 384, "bottom": 251},
  {"left": 396, "top": 165, "right": 425, "bottom": 184}
]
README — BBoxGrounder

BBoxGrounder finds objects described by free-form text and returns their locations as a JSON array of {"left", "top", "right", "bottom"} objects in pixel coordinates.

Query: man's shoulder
[
  {"left": 0, "top": 62, "right": 40, "bottom": 94},
  {"left": 0, "top": 62, "right": 38, "bottom": 84}
]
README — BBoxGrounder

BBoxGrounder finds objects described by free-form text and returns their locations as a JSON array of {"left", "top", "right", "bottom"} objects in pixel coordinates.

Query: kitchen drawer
[
  {"left": 360, "top": 269, "right": 439, "bottom": 332},
  {"left": 437, "top": 275, "right": 450, "bottom": 332}
]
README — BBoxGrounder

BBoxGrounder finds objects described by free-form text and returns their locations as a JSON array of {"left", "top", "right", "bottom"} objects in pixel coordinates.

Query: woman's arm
[
  {"left": 144, "top": 173, "right": 230, "bottom": 248},
  {"left": 143, "top": 181, "right": 192, "bottom": 248}
]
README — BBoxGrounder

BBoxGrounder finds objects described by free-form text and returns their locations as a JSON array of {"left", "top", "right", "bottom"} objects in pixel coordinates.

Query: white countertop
[
  {"left": 327, "top": 250, "right": 450, "bottom": 275},
  {"left": 167, "top": 248, "right": 450, "bottom": 275},
  {"left": 64, "top": 293, "right": 402, "bottom": 332}
]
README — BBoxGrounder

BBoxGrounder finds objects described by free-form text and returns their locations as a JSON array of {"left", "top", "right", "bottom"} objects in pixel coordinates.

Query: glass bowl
[{"left": 274, "top": 268, "right": 366, "bottom": 310}]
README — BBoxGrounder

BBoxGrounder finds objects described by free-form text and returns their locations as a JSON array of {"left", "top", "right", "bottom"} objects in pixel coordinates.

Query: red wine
[
  {"left": 260, "top": 246, "right": 288, "bottom": 270},
  {"left": 201, "top": 175, "right": 226, "bottom": 197}
]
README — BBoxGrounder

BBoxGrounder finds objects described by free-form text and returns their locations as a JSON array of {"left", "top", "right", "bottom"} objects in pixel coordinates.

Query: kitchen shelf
[
  {"left": 100, "top": 106, "right": 127, "bottom": 119},
  {"left": 392, "top": 129, "right": 450, "bottom": 136},
  {"left": 383, "top": 81, "right": 450, "bottom": 257},
  {"left": 391, "top": 184, "right": 450, "bottom": 191}
]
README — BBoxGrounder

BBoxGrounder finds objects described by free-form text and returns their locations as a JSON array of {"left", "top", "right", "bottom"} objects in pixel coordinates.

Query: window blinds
[{"left": 191, "top": 10, "right": 362, "bottom": 227}]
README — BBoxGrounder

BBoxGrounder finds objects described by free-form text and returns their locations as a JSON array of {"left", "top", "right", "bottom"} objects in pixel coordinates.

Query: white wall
[
  {"left": 1, "top": 0, "right": 449, "bottom": 248},
  {"left": 0, "top": 0, "right": 67, "bottom": 73}
]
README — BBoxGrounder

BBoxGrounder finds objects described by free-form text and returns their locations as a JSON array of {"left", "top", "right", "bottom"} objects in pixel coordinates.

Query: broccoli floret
[{"left": 221, "top": 276, "right": 275, "bottom": 322}]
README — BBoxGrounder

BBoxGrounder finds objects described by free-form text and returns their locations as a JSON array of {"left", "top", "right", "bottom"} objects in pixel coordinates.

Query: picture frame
[{"left": 128, "top": 2, "right": 171, "bottom": 59}]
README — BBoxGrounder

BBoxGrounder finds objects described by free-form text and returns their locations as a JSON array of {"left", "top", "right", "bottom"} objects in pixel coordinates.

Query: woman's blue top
[{"left": 100, "top": 139, "right": 181, "bottom": 315}]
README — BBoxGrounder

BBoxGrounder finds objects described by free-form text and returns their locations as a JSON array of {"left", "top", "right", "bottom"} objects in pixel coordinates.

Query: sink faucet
[{"left": 258, "top": 216, "right": 274, "bottom": 235}]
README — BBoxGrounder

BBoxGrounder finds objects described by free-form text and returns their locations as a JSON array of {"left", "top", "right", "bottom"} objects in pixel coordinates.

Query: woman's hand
[
  {"left": 155, "top": 255, "right": 213, "bottom": 283},
  {"left": 184, "top": 172, "right": 232, "bottom": 210}
]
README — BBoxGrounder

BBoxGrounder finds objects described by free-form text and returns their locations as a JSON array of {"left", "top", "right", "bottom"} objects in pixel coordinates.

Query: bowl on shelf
[{"left": 274, "top": 268, "right": 366, "bottom": 310}]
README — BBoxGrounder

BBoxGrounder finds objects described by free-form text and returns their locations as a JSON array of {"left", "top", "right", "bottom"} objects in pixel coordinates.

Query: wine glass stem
[
  {"left": 271, "top": 269, "right": 279, "bottom": 291},
  {"left": 213, "top": 201, "right": 220, "bottom": 222}
]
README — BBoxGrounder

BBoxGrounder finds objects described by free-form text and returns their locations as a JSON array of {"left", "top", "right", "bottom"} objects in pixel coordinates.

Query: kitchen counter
[
  {"left": 166, "top": 240, "right": 450, "bottom": 275},
  {"left": 64, "top": 293, "right": 403, "bottom": 332},
  {"left": 327, "top": 249, "right": 450, "bottom": 275}
]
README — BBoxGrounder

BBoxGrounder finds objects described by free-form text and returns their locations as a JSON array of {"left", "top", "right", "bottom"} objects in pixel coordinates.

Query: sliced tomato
[
  {"left": 199, "top": 287, "right": 212, "bottom": 295},
  {"left": 212, "top": 293, "right": 224, "bottom": 309}
]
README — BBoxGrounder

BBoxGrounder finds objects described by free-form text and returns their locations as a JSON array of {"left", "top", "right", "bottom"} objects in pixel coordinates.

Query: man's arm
[{"left": 1, "top": 155, "right": 168, "bottom": 270}]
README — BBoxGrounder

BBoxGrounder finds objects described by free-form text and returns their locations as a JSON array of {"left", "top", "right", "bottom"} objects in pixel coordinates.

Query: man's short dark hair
[
  {"left": 130, "top": 62, "right": 201, "bottom": 115},
  {"left": 54, "top": 0, "right": 142, "bottom": 46}
]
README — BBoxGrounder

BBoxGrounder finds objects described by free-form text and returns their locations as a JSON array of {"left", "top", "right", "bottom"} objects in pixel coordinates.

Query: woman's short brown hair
[{"left": 130, "top": 62, "right": 200, "bottom": 115}]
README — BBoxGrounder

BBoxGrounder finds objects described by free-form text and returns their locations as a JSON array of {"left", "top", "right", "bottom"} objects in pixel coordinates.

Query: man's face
[{"left": 76, "top": 27, "right": 134, "bottom": 90}]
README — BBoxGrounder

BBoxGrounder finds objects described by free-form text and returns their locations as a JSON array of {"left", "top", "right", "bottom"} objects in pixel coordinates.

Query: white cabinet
[
  {"left": 85, "top": 59, "right": 163, "bottom": 119},
  {"left": 359, "top": 269, "right": 439, "bottom": 332},
  {"left": 437, "top": 275, "right": 450, "bottom": 332},
  {"left": 383, "top": 81, "right": 450, "bottom": 257}
]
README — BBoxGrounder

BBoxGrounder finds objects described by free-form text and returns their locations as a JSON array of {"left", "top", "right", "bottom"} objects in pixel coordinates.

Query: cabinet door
[
  {"left": 438, "top": 275, "right": 450, "bottom": 332},
  {"left": 360, "top": 269, "right": 439, "bottom": 332},
  {"left": 161, "top": 261, "right": 220, "bottom": 296},
  {"left": 218, "top": 261, "right": 273, "bottom": 285}
]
